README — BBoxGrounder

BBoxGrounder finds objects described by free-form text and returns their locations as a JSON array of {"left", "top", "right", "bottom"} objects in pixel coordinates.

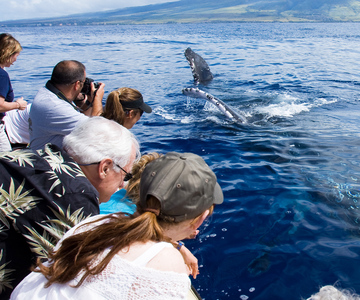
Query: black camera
[{"left": 81, "top": 77, "right": 100, "bottom": 96}]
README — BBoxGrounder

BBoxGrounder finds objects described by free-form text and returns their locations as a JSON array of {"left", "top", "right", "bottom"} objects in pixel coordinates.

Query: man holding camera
[{"left": 29, "top": 60, "right": 104, "bottom": 150}]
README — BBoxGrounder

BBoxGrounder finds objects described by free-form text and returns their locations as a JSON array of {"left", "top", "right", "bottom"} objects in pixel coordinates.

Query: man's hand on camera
[
  {"left": 90, "top": 82, "right": 105, "bottom": 116},
  {"left": 90, "top": 82, "right": 105, "bottom": 101}
]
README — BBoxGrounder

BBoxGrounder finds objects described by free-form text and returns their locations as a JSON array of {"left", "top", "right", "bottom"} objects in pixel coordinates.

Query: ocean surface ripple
[{"left": 8, "top": 22, "right": 360, "bottom": 300}]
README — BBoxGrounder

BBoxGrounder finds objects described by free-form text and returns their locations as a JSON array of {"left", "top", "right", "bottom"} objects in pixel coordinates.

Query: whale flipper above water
[
  {"left": 184, "top": 47, "right": 213, "bottom": 83},
  {"left": 183, "top": 49, "right": 246, "bottom": 123},
  {"left": 182, "top": 87, "right": 246, "bottom": 123}
]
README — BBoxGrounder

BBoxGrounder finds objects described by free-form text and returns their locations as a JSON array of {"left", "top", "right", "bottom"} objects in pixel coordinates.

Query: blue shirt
[
  {"left": 99, "top": 189, "right": 136, "bottom": 215},
  {"left": 0, "top": 67, "right": 14, "bottom": 119}
]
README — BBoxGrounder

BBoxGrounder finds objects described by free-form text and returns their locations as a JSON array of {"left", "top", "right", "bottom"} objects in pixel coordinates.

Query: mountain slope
[{"left": 2, "top": 0, "right": 360, "bottom": 26}]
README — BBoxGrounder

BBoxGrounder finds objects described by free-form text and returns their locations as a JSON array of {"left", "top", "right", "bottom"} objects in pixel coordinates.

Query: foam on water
[{"left": 255, "top": 101, "right": 310, "bottom": 117}]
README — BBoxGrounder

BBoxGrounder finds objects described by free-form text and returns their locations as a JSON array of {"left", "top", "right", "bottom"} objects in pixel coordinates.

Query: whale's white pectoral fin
[
  {"left": 183, "top": 48, "right": 245, "bottom": 123},
  {"left": 182, "top": 87, "right": 246, "bottom": 123}
]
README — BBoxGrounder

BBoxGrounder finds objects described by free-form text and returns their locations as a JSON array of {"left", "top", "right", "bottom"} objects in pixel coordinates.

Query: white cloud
[{"left": 0, "top": 0, "right": 177, "bottom": 21}]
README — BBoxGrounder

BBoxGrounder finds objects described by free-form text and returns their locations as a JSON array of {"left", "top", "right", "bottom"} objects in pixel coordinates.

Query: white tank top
[{"left": 11, "top": 220, "right": 190, "bottom": 300}]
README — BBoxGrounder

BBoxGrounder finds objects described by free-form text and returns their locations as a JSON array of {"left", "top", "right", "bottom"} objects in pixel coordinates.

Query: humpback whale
[
  {"left": 183, "top": 48, "right": 245, "bottom": 123},
  {"left": 184, "top": 47, "right": 213, "bottom": 83},
  {"left": 182, "top": 87, "right": 246, "bottom": 123}
]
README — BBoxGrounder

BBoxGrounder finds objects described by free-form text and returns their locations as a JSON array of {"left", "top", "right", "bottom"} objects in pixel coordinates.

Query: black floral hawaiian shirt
[{"left": 0, "top": 144, "right": 100, "bottom": 299}]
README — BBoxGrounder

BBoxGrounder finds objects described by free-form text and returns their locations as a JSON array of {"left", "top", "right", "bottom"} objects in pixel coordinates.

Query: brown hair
[
  {"left": 37, "top": 197, "right": 213, "bottom": 287},
  {"left": 102, "top": 87, "right": 143, "bottom": 125},
  {"left": 37, "top": 151, "right": 215, "bottom": 287},
  {"left": 0, "top": 33, "right": 22, "bottom": 65},
  {"left": 38, "top": 205, "right": 166, "bottom": 287}
]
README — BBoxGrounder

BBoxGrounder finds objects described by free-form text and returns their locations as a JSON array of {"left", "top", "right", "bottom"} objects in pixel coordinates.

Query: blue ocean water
[{"left": 6, "top": 22, "right": 360, "bottom": 299}]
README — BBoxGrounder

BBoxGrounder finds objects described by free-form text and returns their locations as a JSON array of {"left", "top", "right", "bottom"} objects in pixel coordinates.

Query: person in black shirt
[{"left": 0, "top": 116, "right": 139, "bottom": 299}]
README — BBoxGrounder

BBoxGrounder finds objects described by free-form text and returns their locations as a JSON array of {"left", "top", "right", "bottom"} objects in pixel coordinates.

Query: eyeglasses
[
  {"left": 116, "top": 163, "right": 133, "bottom": 181},
  {"left": 78, "top": 161, "right": 133, "bottom": 181}
]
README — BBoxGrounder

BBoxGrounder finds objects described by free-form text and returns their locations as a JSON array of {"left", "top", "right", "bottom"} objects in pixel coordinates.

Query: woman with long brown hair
[{"left": 11, "top": 152, "right": 223, "bottom": 300}]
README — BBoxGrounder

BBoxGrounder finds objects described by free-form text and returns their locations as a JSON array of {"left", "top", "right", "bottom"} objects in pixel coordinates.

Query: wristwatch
[{"left": 176, "top": 241, "right": 185, "bottom": 251}]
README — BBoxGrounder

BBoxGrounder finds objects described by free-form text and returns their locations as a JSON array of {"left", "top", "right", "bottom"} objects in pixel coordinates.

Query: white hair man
[{"left": 0, "top": 116, "right": 139, "bottom": 298}]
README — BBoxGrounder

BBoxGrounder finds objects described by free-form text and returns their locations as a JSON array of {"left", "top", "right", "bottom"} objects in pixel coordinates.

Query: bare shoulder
[{"left": 147, "top": 246, "right": 188, "bottom": 274}]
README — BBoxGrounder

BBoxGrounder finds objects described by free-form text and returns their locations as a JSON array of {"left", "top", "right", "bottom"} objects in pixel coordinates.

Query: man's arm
[{"left": 88, "top": 82, "right": 105, "bottom": 117}]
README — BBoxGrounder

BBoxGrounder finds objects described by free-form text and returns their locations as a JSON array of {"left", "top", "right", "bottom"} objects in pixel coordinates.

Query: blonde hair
[
  {"left": 102, "top": 87, "right": 143, "bottom": 125},
  {"left": 126, "top": 152, "right": 163, "bottom": 204},
  {"left": 0, "top": 33, "right": 22, "bottom": 64}
]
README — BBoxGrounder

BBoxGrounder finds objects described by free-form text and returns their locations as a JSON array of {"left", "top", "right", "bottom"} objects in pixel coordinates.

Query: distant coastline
[
  {"left": 1, "top": 20, "right": 359, "bottom": 28},
  {"left": 2, "top": 0, "right": 360, "bottom": 27}
]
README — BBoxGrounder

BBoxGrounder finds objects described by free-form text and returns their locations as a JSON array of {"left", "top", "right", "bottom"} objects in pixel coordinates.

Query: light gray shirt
[{"left": 29, "top": 87, "right": 87, "bottom": 150}]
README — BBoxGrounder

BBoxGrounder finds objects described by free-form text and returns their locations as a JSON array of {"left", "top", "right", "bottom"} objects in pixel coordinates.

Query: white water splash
[
  {"left": 254, "top": 94, "right": 337, "bottom": 118},
  {"left": 153, "top": 107, "right": 196, "bottom": 123},
  {"left": 255, "top": 101, "right": 311, "bottom": 117}
]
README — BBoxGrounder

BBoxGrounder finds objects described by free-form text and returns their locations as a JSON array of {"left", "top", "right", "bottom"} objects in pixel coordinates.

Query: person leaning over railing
[
  {"left": 0, "top": 117, "right": 139, "bottom": 299},
  {"left": 10, "top": 152, "right": 223, "bottom": 300},
  {"left": 100, "top": 152, "right": 201, "bottom": 279},
  {"left": 101, "top": 87, "right": 152, "bottom": 130}
]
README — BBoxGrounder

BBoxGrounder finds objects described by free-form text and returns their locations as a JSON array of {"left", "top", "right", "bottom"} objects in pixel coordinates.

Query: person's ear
[
  {"left": 191, "top": 209, "right": 210, "bottom": 229},
  {"left": 127, "top": 110, "right": 136, "bottom": 118},
  {"left": 74, "top": 80, "right": 83, "bottom": 92},
  {"left": 98, "top": 158, "right": 112, "bottom": 179}
]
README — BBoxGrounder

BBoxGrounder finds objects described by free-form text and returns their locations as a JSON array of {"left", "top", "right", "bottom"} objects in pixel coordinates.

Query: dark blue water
[{"left": 7, "top": 22, "right": 360, "bottom": 299}]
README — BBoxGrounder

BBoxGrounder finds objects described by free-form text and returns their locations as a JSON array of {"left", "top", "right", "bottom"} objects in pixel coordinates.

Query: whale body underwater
[{"left": 183, "top": 47, "right": 246, "bottom": 123}]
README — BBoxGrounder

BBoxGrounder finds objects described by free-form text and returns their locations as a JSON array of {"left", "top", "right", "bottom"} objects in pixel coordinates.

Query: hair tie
[{"left": 144, "top": 208, "right": 160, "bottom": 216}]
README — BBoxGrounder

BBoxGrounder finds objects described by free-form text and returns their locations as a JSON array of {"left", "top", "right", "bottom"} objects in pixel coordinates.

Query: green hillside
[{"left": 2, "top": 0, "right": 360, "bottom": 26}]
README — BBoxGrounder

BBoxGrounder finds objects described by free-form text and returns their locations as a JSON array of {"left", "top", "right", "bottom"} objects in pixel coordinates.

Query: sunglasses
[{"left": 78, "top": 161, "right": 133, "bottom": 181}]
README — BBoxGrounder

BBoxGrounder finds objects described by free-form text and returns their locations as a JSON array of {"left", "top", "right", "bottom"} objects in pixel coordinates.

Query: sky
[{"left": 0, "top": 0, "right": 178, "bottom": 22}]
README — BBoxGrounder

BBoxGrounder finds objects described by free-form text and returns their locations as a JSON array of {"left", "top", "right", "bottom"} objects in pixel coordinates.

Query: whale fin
[
  {"left": 184, "top": 47, "right": 213, "bottom": 83},
  {"left": 182, "top": 87, "right": 246, "bottom": 123}
]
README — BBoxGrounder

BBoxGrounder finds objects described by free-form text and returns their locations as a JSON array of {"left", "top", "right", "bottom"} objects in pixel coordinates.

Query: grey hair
[
  {"left": 63, "top": 117, "right": 140, "bottom": 171},
  {"left": 306, "top": 285, "right": 360, "bottom": 300}
]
